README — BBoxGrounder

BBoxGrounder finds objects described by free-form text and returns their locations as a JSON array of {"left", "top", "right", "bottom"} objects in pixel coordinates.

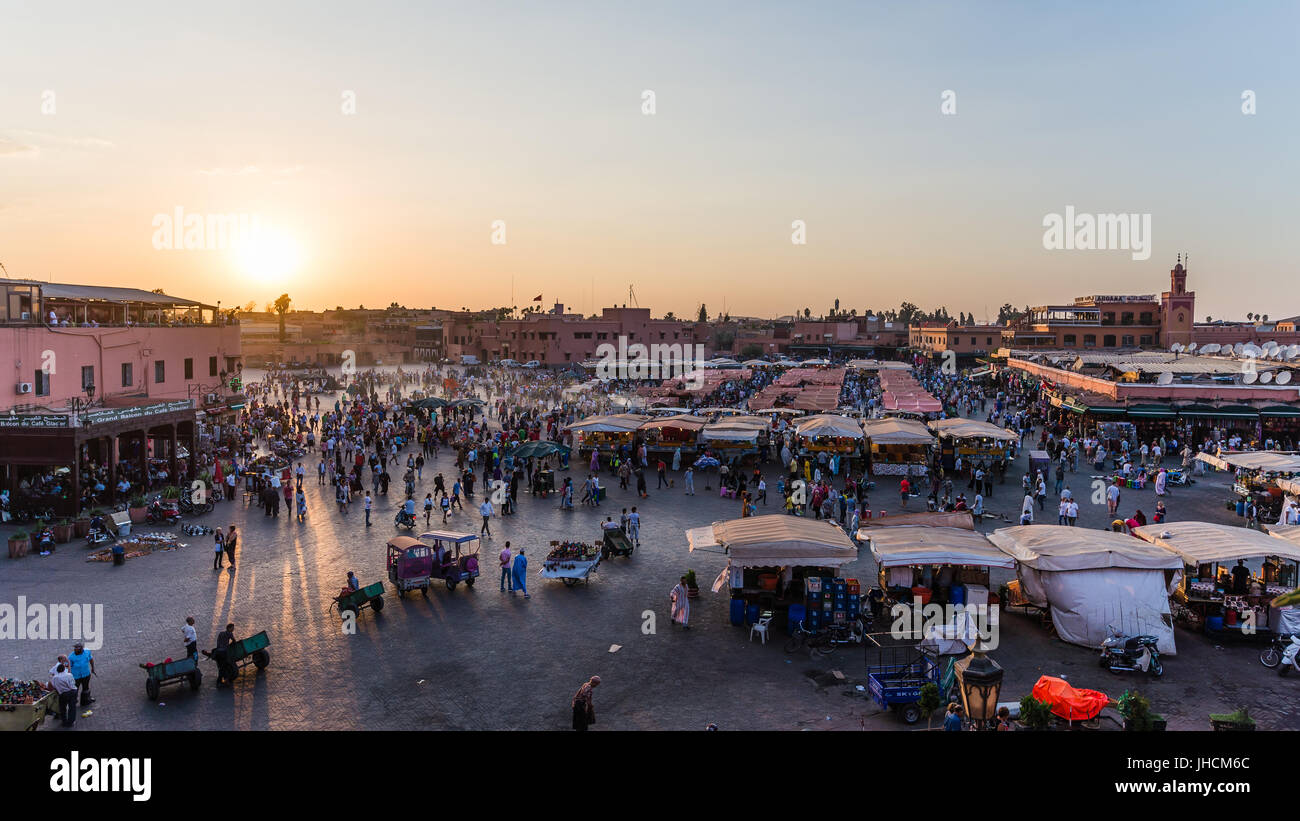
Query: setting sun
[{"left": 232, "top": 228, "right": 302, "bottom": 283}]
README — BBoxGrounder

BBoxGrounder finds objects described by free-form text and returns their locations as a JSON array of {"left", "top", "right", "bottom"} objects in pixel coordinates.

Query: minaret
[{"left": 1160, "top": 254, "right": 1195, "bottom": 347}]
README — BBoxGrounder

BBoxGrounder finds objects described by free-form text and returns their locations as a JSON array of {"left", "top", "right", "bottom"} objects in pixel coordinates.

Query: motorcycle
[
  {"left": 394, "top": 510, "right": 416, "bottom": 529},
  {"left": 1259, "top": 633, "right": 1293, "bottom": 668},
  {"left": 86, "top": 515, "right": 113, "bottom": 545},
  {"left": 178, "top": 495, "right": 215, "bottom": 515},
  {"left": 1277, "top": 634, "right": 1300, "bottom": 677},
  {"left": 1099, "top": 626, "right": 1163, "bottom": 677},
  {"left": 145, "top": 499, "right": 182, "bottom": 525}
]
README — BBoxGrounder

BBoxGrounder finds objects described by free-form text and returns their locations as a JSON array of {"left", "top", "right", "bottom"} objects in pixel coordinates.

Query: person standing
[
  {"left": 223, "top": 526, "right": 238, "bottom": 569},
  {"left": 684, "top": 466, "right": 695, "bottom": 496},
  {"left": 182, "top": 616, "right": 198, "bottom": 661},
  {"left": 364, "top": 491, "right": 373, "bottom": 527},
  {"left": 511, "top": 547, "right": 529, "bottom": 598},
  {"left": 49, "top": 663, "right": 78, "bottom": 727},
  {"left": 296, "top": 488, "right": 307, "bottom": 522},
  {"left": 571, "top": 675, "right": 600, "bottom": 731},
  {"left": 944, "top": 703, "right": 964, "bottom": 731},
  {"left": 670, "top": 576, "right": 690, "bottom": 629},
  {"left": 499, "top": 540, "right": 513, "bottom": 592},
  {"left": 627, "top": 506, "right": 641, "bottom": 547},
  {"left": 213, "top": 527, "right": 225, "bottom": 570},
  {"left": 212, "top": 623, "right": 235, "bottom": 687},
  {"left": 68, "top": 641, "right": 95, "bottom": 706}
]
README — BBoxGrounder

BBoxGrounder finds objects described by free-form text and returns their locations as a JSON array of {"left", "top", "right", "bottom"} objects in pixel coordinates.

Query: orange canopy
[{"left": 1030, "top": 675, "right": 1110, "bottom": 721}]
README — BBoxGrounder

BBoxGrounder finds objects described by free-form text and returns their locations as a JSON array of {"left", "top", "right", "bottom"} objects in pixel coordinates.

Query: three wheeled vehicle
[
  {"left": 387, "top": 536, "right": 434, "bottom": 597},
  {"left": 418, "top": 530, "right": 481, "bottom": 591}
]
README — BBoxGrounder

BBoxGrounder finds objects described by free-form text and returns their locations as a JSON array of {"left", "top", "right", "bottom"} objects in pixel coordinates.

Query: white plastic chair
[{"left": 750, "top": 613, "right": 773, "bottom": 645}]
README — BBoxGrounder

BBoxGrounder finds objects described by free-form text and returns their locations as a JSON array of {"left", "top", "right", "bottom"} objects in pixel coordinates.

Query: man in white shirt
[
  {"left": 182, "top": 616, "right": 198, "bottom": 660},
  {"left": 49, "top": 663, "right": 78, "bottom": 726},
  {"left": 479, "top": 499, "right": 493, "bottom": 537},
  {"left": 1066, "top": 499, "right": 1079, "bottom": 526}
]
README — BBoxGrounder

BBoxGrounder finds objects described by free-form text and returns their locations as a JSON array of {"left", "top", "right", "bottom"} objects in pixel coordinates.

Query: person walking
[
  {"left": 479, "top": 498, "right": 494, "bottom": 537},
  {"left": 68, "top": 641, "right": 95, "bottom": 707},
  {"left": 511, "top": 547, "right": 529, "bottom": 598},
  {"left": 499, "top": 540, "right": 513, "bottom": 592},
  {"left": 223, "top": 526, "right": 238, "bottom": 569},
  {"left": 423, "top": 493, "right": 434, "bottom": 525},
  {"left": 182, "top": 616, "right": 198, "bottom": 661},
  {"left": 670, "top": 576, "right": 690, "bottom": 629},
  {"left": 295, "top": 488, "right": 307, "bottom": 522},
  {"left": 213, "top": 527, "right": 225, "bottom": 570},
  {"left": 571, "top": 675, "right": 600, "bottom": 731}
]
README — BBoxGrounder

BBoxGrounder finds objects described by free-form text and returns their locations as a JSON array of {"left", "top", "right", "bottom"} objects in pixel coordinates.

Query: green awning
[
  {"left": 1259, "top": 406, "right": 1300, "bottom": 418},
  {"left": 1086, "top": 406, "right": 1127, "bottom": 416},
  {"left": 1126, "top": 404, "right": 1176, "bottom": 418},
  {"left": 1181, "top": 405, "right": 1260, "bottom": 419}
]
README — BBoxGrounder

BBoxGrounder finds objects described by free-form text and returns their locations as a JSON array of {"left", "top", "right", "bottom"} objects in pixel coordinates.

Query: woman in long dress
[
  {"left": 671, "top": 447, "right": 681, "bottom": 473},
  {"left": 1154, "top": 469, "right": 1167, "bottom": 496}
]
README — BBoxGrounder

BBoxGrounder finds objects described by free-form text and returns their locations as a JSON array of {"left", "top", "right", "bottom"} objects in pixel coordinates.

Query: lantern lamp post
[{"left": 954, "top": 641, "right": 1004, "bottom": 729}]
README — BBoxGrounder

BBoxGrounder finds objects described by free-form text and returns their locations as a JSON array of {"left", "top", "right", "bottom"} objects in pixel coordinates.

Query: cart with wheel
[
  {"left": 417, "top": 530, "right": 481, "bottom": 592},
  {"left": 139, "top": 656, "right": 202, "bottom": 701},
  {"left": 600, "top": 527, "right": 635, "bottom": 559},
  {"left": 205, "top": 630, "right": 272, "bottom": 682},
  {"left": 542, "top": 540, "right": 601, "bottom": 587},
  {"left": 0, "top": 682, "right": 57, "bottom": 731},
  {"left": 333, "top": 582, "right": 386, "bottom": 618},
  {"left": 866, "top": 643, "right": 940, "bottom": 724},
  {"left": 388, "top": 536, "right": 433, "bottom": 597}
]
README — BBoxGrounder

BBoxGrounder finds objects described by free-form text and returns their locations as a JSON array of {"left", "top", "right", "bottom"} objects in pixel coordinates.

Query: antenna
[{"left": 628, "top": 284, "right": 639, "bottom": 308}]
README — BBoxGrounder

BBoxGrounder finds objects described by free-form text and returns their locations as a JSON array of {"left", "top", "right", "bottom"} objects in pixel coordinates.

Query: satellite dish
[
  {"left": 1264, "top": 341, "right": 1279, "bottom": 353},
  {"left": 1277, "top": 371, "right": 1293, "bottom": 385},
  {"left": 1156, "top": 372, "right": 1174, "bottom": 386},
  {"left": 1203, "top": 343, "right": 1221, "bottom": 354},
  {"left": 1186, "top": 342, "right": 1197, "bottom": 352},
  {"left": 1243, "top": 371, "right": 1258, "bottom": 384},
  {"left": 1260, "top": 371, "right": 1274, "bottom": 384},
  {"left": 1169, "top": 343, "right": 1182, "bottom": 353},
  {"left": 1288, "top": 347, "right": 1300, "bottom": 361}
]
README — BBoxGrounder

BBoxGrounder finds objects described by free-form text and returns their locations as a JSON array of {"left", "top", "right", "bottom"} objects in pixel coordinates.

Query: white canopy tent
[
  {"left": 862, "top": 417, "right": 934, "bottom": 445},
  {"left": 988, "top": 526, "right": 1183, "bottom": 654},
  {"left": 928, "top": 418, "right": 1019, "bottom": 441},
  {"left": 689, "top": 515, "right": 859, "bottom": 593},
  {"left": 1195, "top": 451, "right": 1300, "bottom": 473},
  {"left": 1132, "top": 521, "right": 1300, "bottom": 566},
  {"left": 794, "top": 414, "right": 865, "bottom": 439},
  {"left": 565, "top": 413, "right": 652, "bottom": 433}
]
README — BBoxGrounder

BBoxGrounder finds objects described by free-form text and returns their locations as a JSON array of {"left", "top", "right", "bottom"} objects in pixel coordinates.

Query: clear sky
[{"left": 1, "top": 1, "right": 1296, "bottom": 320}]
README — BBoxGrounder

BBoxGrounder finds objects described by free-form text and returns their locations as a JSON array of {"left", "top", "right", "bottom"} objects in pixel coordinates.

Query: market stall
[
  {"left": 793, "top": 414, "right": 864, "bottom": 466},
  {"left": 862, "top": 417, "right": 935, "bottom": 477},
  {"left": 1133, "top": 521, "right": 1300, "bottom": 639},
  {"left": 927, "top": 418, "right": 1018, "bottom": 471},
  {"left": 857, "top": 513, "right": 1011, "bottom": 654},
  {"left": 987, "top": 525, "right": 1183, "bottom": 654},
  {"left": 699, "top": 416, "right": 769, "bottom": 460},
  {"left": 1196, "top": 451, "right": 1300, "bottom": 524},
  {"left": 565, "top": 414, "right": 651, "bottom": 457},
  {"left": 637, "top": 414, "right": 705, "bottom": 460},
  {"left": 687, "top": 514, "right": 858, "bottom": 630}
]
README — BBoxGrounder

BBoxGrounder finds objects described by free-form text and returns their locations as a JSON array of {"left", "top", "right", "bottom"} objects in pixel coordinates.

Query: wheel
[
  {"left": 252, "top": 650, "right": 270, "bottom": 669},
  {"left": 1260, "top": 647, "right": 1281, "bottom": 668},
  {"left": 420, "top": 586, "right": 428, "bottom": 598},
  {"left": 1149, "top": 658, "right": 1163, "bottom": 678},
  {"left": 189, "top": 670, "right": 202, "bottom": 691},
  {"left": 465, "top": 577, "right": 475, "bottom": 588},
  {"left": 562, "top": 577, "right": 578, "bottom": 587},
  {"left": 446, "top": 578, "right": 457, "bottom": 591},
  {"left": 398, "top": 588, "right": 406, "bottom": 599},
  {"left": 900, "top": 703, "right": 923, "bottom": 725},
  {"left": 784, "top": 633, "right": 805, "bottom": 654},
  {"left": 145, "top": 677, "right": 160, "bottom": 701},
  {"left": 370, "top": 597, "right": 384, "bottom": 612}
]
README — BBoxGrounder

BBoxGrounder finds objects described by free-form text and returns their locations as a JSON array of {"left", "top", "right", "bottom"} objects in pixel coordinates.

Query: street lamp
[{"left": 954, "top": 641, "right": 1004, "bottom": 729}]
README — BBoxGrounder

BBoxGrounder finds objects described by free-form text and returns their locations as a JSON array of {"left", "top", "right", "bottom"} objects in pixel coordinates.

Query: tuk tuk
[
  {"left": 1028, "top": 450, "right": 1050, "bottom": 480},
  {"left": 418, "top": 530, "right": 482, "bottom": 591},
  {"left": 387, "top": 536, "right": 434, "bottom": 597}
]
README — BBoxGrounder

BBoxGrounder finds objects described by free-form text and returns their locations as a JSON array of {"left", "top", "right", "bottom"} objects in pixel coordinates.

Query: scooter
[
  {"left": 86, "top": 515, "right": 113, "bottom": 545},
  {"left": 1099, "top": 625, "right": 1164, "bottom": 677},
  {"left": 1259, "top": 633, "right": 1293, "bottom": 668},
  {"left": 145, "top": 499, "right": 182, "bottom": 525},
  {"left": 394, "top": 510, "right": 416, "bottom": 529},
  {"left": 1277, "top": 634, "right": 1300, "bottom": 677}
]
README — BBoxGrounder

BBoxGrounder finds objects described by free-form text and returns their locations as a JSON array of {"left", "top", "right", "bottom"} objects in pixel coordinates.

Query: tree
[
  {"left": 151, "top": 287, "right": 166, "bottom": 294},
  {"left": 663, "top": 311, "right": 676, "bottom": 321},
  {"left": 803, "top": 307, "right": 811, "bottom": 319},
  {"left": 1205, "top": 316, "right": 1212, "bottom": 323},
  {"left": 698, "top": 304, "right": 708, "bottom": 324},
  {"left": 833, "top": 298, "right": 840, "bottom": 316},
  {"left": 896, "top": 302, "right": 921, "bottom": 326},
  {"left": 1263, "top": 314, "right": 1269, "bottom": 323},
  {"left": 996, "top": 303, "right": 1016, "bottom": 324},
  {"left": 243, "top": 301, "right": 258, "bottom": 313},
  {"left": 739, "top": 343, "right": 763, "bottom": 360},
  {"left": 274, "top": 293, "right": 292, "bottom": 341}
]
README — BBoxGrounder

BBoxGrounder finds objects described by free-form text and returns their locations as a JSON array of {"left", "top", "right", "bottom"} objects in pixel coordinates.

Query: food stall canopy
[
  {"left": 862, "top": 417, "right": 934, "bottom": 445},
  {"left": 687, "top": 514, "right": 858, "bottom": 567},
  {"left": 1196, "top": 451, "right": 1300, "bottom": 473},
  {"left": 794, "top": 414, "right": 864, "bottom": 439},
  {"left": 1276, "top": 478, "right": 1300, "bottom": 496},
  {"left": 858, "top": 510, "right": 976, "bottom": 530},
  {"left": 1133, "top": 521, "right": 1300, "bottom": 565},
  {"left": 857, "top": 525, "right": 1014, "bottom": 569},
  {"left": 988, "top": 526, "right": 1183, "bottom": 572},
  {"left": 565, "top": 414, "right": 652, "bottom": 433},
  {"left": 1265, "top": 523, "right": 1300, "bottom": 550},
  {"left": 927, "top": 418, "right": 1019, "bottom": 441},
  {"left": 637, "top": 414, "right": 707, "bottom": 432}
]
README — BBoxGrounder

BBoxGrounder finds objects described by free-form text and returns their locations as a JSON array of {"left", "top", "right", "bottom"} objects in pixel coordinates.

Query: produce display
[
  {"left": 88, "top": 532, "right": 189, "bottom": 562},
  {"left": 545, "top": 541, "right": 599, "bottom": 568},
  {"left": 1, "top": 678, "right": 50, "bottom": 708}
]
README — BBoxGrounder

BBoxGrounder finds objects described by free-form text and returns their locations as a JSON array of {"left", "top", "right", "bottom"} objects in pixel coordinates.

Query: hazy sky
[{"left": 2, "top": 1, "right": 1296, "bottom": 321}]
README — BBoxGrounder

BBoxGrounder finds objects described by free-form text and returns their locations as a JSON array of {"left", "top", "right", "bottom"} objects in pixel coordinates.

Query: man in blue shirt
[{"left": 68, "top": 641, "right": 96, "bottom": 706}]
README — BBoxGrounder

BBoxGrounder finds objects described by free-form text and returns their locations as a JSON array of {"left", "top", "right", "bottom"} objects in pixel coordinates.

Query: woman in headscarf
[
  {"left": 671, "top": 446, "right": 682, "bottom": 473},
  {"left": 572, "top": 675, "right": 600, "bottom": 731},
  {"left": 1019, "top": 493, "right": 1034, "bottom": 525}
]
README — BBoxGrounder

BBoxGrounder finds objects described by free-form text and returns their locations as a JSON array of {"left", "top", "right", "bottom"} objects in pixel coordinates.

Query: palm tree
[{"left": 274, "top": 293, "right": 291, "bottom": 341}]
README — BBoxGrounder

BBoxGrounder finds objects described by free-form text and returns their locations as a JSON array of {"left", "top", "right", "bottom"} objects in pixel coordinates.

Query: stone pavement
[{"left": 3, "top": 412, "right": 1297, "bottom": 731}]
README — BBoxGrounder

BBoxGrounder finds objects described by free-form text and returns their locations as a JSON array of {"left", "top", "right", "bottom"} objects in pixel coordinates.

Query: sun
[{"left": 232, "top": 228, "right": 302, "bottom": 282}]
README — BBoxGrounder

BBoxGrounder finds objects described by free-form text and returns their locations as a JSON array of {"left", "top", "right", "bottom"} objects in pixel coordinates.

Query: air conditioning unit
[
  {"left": 20, "top": 312, "right": 30, "bottom": 320},
  {"left": 16, "top": 382, "right": 33, "bottom": 394},
  {"left": 205, "top": 393, "right": 220, "bottom": 404}
]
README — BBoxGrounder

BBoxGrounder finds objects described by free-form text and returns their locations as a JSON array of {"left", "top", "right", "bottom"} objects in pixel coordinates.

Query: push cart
[
  {"left": 0, "top": 689, "right": 56, "bottom": 731},
  {"left": 333, "top": 582, "right": 386, "bottom": 618},
  {"left": 600, "top": 527, "right": 635, "bottom": 559},
  {"left": 205, "top": 630, "right": 271, "bottom": 682},
  {"left": 139, "top": 656, "right": 202, "bottom": 701},
  {"left": 542, "top": 541, "right": 601, "bottom": 587}
]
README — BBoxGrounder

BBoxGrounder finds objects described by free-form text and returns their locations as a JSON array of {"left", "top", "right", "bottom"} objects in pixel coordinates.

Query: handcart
[
  {"left": 600, "top": 527, "right": 635, "bottom": 559},
  {"left": 542, "top": 540, "right": 601, "bottom": 587},
  {"left": 0, "top": 688, "right": 56, "bottom": 731},
  {"left": 139, "top": 656, "right": 202, "bottom": 701},
  {"left": 334, "top": 582, "right": 386, "bottom": 618}
]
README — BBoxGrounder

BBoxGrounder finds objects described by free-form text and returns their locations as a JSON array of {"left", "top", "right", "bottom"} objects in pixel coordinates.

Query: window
[
  {"left": 1102, "top": 313, "right": 1115, "bottom": 325},
  {"left": 1121, "top": 312, "right": 1134, "bottom": 326},
  {"left": 155, "top": 360, "right": 166, "bottom": 384},
  {"left": 1063, "top": 334, "right": 1077, "bottom": 346},
  {"left": 34, "top": 369, "right": 50, "bottom": 396},
  {"left": 986, "top": 337, "right": 993, "bottom": 345},
  {"left": 1083, "top": 334, "right": 1097, "bottom": 347},
  {"left": 1103, "top": 335, "right": 1117, "bottom": 347},
  {"left": 970, "top": 337, "right": 977, "bottom": 345},
  {"left": 122, "top": 362, "right": 133, "bottom": 388},
  {"left": 184, "top": 358, "right": 194, "bottom": 380},
  {"left": 1140, "top": 312, "right": 1153, "bottom": 325},
  {"left": 1122, "top": 335, "right": 1135, "bottom": 347},
  {"left": 1140, "top": 335, "right": 1154, "bottom": 346},
  {"left": 209, "top": 356, "right": 218, "bottom": 376},
  {"left": 81, "top": 365, "right": 95, "bottom": 391}
]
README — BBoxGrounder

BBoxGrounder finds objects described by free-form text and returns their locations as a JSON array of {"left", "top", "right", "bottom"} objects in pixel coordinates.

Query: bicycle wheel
[
  {"left": 784, "top": 631, "right": 806, "bottom": 654},
  {"left": 1260, "top": 646, "right": 1281, "bottom": 668}
]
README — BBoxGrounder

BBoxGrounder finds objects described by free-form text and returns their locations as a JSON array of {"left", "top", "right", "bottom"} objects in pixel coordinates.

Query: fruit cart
[
  {"left": 542, "top": 540, "right": 602, "bottom": 587},
  {"left": 139, "top": 656, "right": 202, "bottom": 701},
  {"left": 1, "top": 679, "right": 56, "bottom": 731}
]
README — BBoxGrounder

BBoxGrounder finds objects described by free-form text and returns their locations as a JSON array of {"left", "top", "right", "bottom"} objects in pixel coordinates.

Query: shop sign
[
  {"left": 0, "top": 413, "right": 72, "bottom": 428},
  {"left": 81, "top": 399, "right": 194, "bottom": 426}
]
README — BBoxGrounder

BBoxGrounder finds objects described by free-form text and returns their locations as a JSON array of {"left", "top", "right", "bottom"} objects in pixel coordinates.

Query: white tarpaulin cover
[
  {"left": 927, "top": 418, "right": 1019, "bottom": 441},
  {"left": 858, "top": 526, "right": 1014, "bottom": 569},
  {"left": 1196, "top": 451, "right": 1300, "bottom": 473},
  {"left": 1275, "top": 478, "right": 1300, "bottom": 496},
  {"left": 687, "top": 514, "right": 858, "bottom": 567},
  {"left": 1133, "top": 521, "right": 1300, "bottom": 565},
  {"left": 988, "top": 525, "right": 1182, "bottom": 655},
  {"left": 862, "top": 417, "right": 935, "bottom": 445},
  {"left": 794, "top": 414, "right": 864, "bottom": 439},
  {"left": 566, "top": 414, "right": 652, "bottom": 433}
]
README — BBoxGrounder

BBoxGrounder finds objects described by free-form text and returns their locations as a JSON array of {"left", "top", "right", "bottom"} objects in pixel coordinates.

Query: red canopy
[{"left": 1030, "top": 675, "right": 1110, "bottom": 721}]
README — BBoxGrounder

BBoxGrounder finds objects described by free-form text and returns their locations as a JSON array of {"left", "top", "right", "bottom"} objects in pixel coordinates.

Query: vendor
[{"left": 1230, "top": 559, "right": 1252, "bottom": 594}]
